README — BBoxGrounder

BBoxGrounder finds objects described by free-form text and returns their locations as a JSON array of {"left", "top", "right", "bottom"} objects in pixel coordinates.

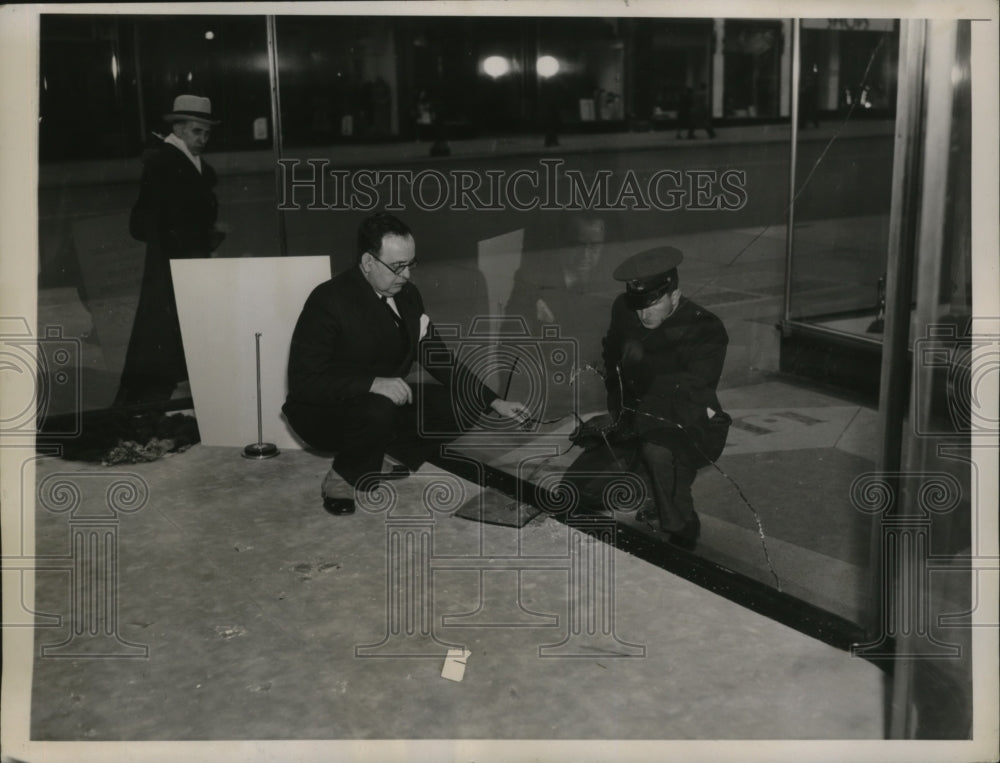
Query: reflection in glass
[
  {"left": 38, "top": 14, "right": 277, "bottom": 416},
  {"left": 723, "top": 20, "right": 784, "bottom": 118},
  {"left": 36, "top": 13, "right": 937, "bottom": 643},
  {"left": 787, "top": 21, "right": 901, "bottom": 338}
]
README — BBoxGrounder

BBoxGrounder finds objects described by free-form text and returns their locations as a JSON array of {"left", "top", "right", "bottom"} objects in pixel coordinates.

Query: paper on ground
[{"left": 441, "top": 648, "right": 472, "bottom": 682}]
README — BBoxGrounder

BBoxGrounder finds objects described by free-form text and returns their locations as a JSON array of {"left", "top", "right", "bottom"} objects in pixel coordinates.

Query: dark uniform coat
[
  {"left": 118, "top": 141, "right": 219, "bottom": 402},
  {"left": 602, "top": 294, "right": 730, "bottom": 467}
]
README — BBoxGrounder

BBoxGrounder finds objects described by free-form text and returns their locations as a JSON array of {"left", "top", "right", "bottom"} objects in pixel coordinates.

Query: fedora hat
[{"left": 163, "top": 95, "right": 220, "bottom": 125}]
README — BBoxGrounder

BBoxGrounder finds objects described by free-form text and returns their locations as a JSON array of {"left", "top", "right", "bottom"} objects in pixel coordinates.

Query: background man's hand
[
  {"left": 370, "top": 377, "right": 412, "bottom": 406},
  {"left": 490, "top": 398, "right": 531, "bottom": 424},
  {"left": 535, "top": 299, "right": 556, "bottom": 324}
]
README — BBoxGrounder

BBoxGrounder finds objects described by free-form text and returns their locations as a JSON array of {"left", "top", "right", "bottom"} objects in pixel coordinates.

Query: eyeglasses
[{"left": 371, "top": 255, "right": 417, "bottom": 276}]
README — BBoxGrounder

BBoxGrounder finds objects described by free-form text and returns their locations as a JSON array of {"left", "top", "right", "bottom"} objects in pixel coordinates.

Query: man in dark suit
[
  {"left": 283, "top": 212, "right": 530, "bottom": 515},
  {"left": 117, "top": 95, "right": 225, "bottom": 404}
]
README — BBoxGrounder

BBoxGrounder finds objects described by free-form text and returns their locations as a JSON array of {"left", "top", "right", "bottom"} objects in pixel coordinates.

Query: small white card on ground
[{"left": 441, "top": 648, "right": 471, "bottom": 682}]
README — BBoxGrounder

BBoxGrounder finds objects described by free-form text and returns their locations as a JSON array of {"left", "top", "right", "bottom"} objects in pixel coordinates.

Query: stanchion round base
[{"left": 242, "top": 442, "right": 279, "bottom": 460}]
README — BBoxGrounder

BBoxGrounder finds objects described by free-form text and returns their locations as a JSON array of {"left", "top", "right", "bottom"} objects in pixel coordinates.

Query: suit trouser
[
  {"left": 638, "top": 441, "right": 698, "bottom": 532},
  {"left": 283, "top": 384, "right": 465, "bottom": 487}
]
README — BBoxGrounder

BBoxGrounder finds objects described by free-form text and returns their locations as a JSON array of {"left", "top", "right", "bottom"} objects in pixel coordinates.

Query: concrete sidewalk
[{"left": 23, "top": 438, "right": 885, "bottom": 744}]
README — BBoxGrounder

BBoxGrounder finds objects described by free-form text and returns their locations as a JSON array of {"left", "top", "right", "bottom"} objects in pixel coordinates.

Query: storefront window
[
  {"left": 34, "top": 11, "right": 924, "bottom": 643},
  {"left": 643, "top": 20, "right": 714, "bottom": 124},
  {"left": 277, "top": 17, "right": 400, "bottom": 146},
  {"left": 786, "top": 21, "right": 901, "bottom": 340},
  {"left": 536, "top": 18, "right": 626, "bottom": 127},
  {"left": 800, "top": 19, "right": 900, "bottom": 118},
  {"left": 723, "top": 20, "right": 784, "bottom": 117},
  {"left": 37, "top": 14, "right": 278, "bottom": 418}
]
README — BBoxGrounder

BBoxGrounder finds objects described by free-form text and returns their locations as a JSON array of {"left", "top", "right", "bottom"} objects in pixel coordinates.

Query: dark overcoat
[{"left": 119, "top": 142, "right": 219, "bottom": 399}]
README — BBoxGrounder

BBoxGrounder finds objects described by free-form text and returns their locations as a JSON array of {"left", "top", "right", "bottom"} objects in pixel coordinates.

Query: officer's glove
[{"left": 570, "top": 415, "right": 637, "bottom": 451}]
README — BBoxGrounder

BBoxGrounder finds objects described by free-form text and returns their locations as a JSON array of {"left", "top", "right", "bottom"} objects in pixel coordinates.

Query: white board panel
[{"left": 171, "top": 256, "right": 331, "bottom": 450}]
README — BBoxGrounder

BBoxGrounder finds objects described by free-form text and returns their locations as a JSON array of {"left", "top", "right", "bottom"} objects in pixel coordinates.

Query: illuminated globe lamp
[
  {"left": 537, "top": 55, "right": 562, "bottom": 147},
  {"left": 482, "top": 55, "right": 511, "bottom": 79},
  {"left": 536, "top": 55, "right": 560, "bottom": 79}
]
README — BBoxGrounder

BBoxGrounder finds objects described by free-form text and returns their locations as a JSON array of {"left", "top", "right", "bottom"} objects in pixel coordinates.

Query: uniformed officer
[{"left": 600, "top": 245, "right": 731, "bottom": 549}]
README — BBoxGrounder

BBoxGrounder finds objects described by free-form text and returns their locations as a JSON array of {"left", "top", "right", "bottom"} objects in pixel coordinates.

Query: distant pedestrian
[
  {"left": 690, "top": 83, "right": 716, "bottom": 139},
  {"left": 676, "top": 86, "right": 693, "bottom": 139},
  {"left": 799, "top": 65, "right": 821, "bottom": 129},
  {"left": 414, "top": 90, "right": 433, "bottom": 141}
]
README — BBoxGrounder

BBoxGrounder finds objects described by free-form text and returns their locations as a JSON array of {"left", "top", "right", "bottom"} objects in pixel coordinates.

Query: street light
[
  {"left": 482, "top": 55, "right": 511, "bottom": 79},
  {"left": 537, "top": 55, "right": 561, "bottom": 146},
  {"left": 537, "top": 55, "right": 560, "bottom": 79}
]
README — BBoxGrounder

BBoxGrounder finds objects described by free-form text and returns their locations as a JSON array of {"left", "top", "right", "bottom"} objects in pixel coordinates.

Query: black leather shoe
[
  {"left": 323, "top": 496, "right": 356, "bottom": 515},
  {"left": 667, "top": 514, "right": 701, "bottom": 551},
  {"left": 381, "top": 463, "right": 411, "bottom": 480}
]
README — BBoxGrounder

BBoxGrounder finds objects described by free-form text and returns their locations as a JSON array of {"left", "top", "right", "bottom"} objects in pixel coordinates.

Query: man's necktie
[{"left": 381, "top": 296, "right": 408, "bottom": 343}]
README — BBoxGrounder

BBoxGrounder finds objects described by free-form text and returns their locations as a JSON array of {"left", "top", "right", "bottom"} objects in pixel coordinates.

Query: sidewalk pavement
[{"left": 39, "top": 118, "right": 895, "bottom": 187}]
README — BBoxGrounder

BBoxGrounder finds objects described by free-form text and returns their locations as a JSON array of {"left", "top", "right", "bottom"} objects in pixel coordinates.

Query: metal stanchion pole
[{"left": 243, "top": 332, "right": 279, "bottom": 459}]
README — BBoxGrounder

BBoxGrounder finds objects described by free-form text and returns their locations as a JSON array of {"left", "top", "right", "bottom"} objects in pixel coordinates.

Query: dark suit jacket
[
  {"left": 602, "top": 295, "right": 730, "bottom": 464},
  {"left": 285, "top": 266, "right": 498, "bottom": 412}
]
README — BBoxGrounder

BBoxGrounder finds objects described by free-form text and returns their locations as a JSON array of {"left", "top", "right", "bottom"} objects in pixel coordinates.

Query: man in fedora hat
[
  {"left": 118, "top": 95, "right": 226, "bottom": 404},
  {"left": 574, "top": 245, "right": 731, "bottom": 550}
]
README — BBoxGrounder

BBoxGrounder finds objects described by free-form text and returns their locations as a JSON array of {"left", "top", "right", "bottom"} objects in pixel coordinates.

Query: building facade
[{"left": 39, "top": 15, "right": 900, "bottom": 161}]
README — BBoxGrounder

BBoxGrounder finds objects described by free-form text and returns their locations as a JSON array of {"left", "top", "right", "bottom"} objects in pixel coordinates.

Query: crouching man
[
  {"left": 283, "top": 212, "right": 529, "bottom": 515},
  {"left": 579, "top": 245, "right": 731, "bottom": 549}
]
